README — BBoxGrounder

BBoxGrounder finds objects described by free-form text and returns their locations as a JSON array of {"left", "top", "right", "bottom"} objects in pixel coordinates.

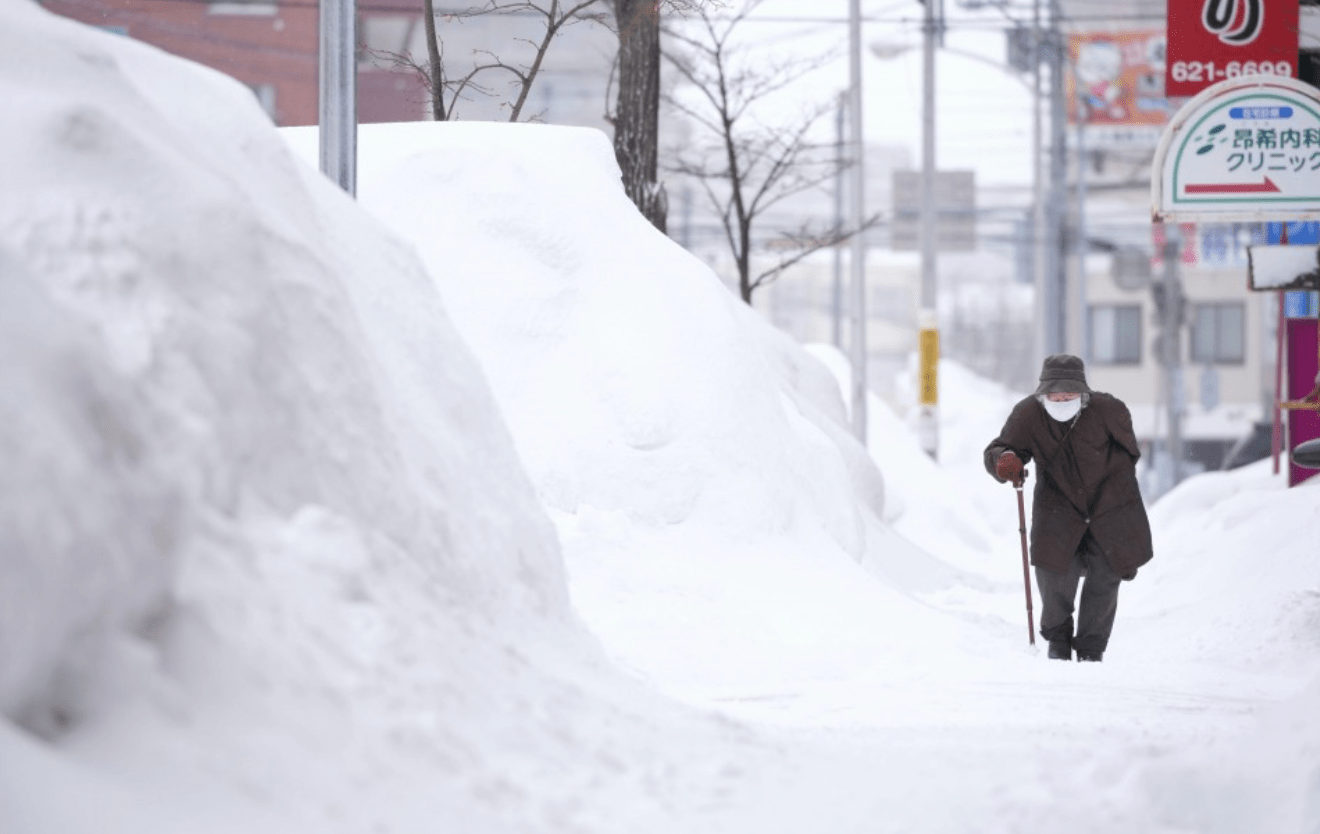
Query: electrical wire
[{"left": 54, "top": 0, "right": 1172, "bottom": 25}]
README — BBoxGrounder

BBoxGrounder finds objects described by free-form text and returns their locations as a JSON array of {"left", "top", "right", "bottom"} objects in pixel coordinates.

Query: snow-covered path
[
  {"left": 693, "top": 651, "right": 1277, "bottom": 732},
  {"left": 538, "top": 386, "right": 1320, "bottom": 833},
  {"left": 636, "top": 564, "right": 1315, "bottom": 834},
  {"left": 5, "top": 6, "right": 1319, "bottom": 832}
]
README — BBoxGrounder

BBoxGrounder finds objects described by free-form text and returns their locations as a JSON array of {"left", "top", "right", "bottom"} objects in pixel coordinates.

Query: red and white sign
[
  {"left": 1165, "top": 0, "right": 1298, "bottom": 98},
  {"left": 1152, "top": 76, "right": 1320, "bottom": 222}
]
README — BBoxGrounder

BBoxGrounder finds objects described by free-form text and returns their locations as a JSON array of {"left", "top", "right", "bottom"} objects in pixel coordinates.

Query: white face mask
[{"left": 1039, "top": 395, "right": 1082, "bottom": 422}]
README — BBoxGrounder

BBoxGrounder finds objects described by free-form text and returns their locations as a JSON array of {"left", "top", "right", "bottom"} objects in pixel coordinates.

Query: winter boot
[
  {"left": 1047, "top": 639, "right": 1072, "bottom": 661},
  {"left": 1076, "top": 650, "right": 1103, "bottom": 663}
]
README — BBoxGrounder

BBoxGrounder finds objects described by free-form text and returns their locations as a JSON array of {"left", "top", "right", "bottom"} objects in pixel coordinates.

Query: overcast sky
[{"left": 723, "top": 1, "right": 1041, "bottom": 189}]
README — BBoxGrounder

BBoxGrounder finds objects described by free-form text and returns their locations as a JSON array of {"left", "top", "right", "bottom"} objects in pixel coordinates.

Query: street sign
[
  {"left": 891, "top": 170, "right": 976, "bottom": 252},
  {"left": 1247, "top": 244, "right": 1319, "bottom": 291},
  {"left": 1285, "top": 291, "right": 1320, "bottom": 318},
  {"left": 1006, "top": 25, "right": 1036, "bottom": 73},
  {"left": 1165, "top": 0, "right": 1298, "bottom": 98},
  {"left": 1152, "top": 76, "right": 1320, "bottom": 222}
]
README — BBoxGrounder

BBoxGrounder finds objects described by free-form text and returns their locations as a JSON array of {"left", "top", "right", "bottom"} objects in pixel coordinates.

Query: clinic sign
[
  {"left": 1153, "top": 76, "right": 1320, "bottom": 222},
  {"left": 1166, "top": 0, "right": 1298, "bottom": 98}
]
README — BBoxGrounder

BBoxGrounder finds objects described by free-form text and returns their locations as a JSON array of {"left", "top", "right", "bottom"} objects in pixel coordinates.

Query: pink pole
[
  {"left": 1272, "top": 224, "right": 1291, "bottom": 475},
  {"left": 1273, "top": 292, "right": 1285, "bottom": 476}
]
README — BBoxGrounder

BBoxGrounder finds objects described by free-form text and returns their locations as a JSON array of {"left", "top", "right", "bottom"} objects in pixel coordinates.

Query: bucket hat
[{"left": 1035, "top": 354, "right": 1091, "bottom": 395}]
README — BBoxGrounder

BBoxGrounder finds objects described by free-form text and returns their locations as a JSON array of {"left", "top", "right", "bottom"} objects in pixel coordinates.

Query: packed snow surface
[{"left": 3, "top": 3, "right": 1319, "bottom": 832}]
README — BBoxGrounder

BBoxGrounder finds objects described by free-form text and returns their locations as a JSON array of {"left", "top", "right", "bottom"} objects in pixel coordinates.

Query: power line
[
  {"left": 58, "top": 0, "right": 601, "bottom": 16},
  {"left": 60, "top": 0, "right": 1171, "bottom": 25}
]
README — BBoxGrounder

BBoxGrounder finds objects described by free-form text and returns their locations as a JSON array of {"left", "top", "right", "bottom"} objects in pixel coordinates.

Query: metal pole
[
  {"left": 833, "top": 92, "right": 845, "bottom": 350},
  {"left": 319, "top": 0, "right": 357, "bottom": 196},
  {"left": 1163, "top": 231, "right": 1184, "bottom": 489},
  {"left": 1045, "top": 0, "right": 1066, "bottom": 355},
  {"left": 848, "top": 0, "right": 868, "bottom": 444},
  {"left": 1031, "top": 0, "right": 1046, "bottom": 371},
  {"left": 1273, "top": 223, "right": 1292, "bottom": 475},
  {"left": 1273, "top": 291, "right": 1285, "bottom": 474},
  {"left": 916, "top": 0, "right": 939, "bottom": 458},
  {"left": 1076, "top": 94, "right": 1089, "bottom": 362}
]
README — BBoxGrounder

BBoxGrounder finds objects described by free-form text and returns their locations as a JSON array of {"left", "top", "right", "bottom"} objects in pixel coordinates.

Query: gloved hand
[{"left": 995, "top": 450, "right": 1024, "bottom": 485}]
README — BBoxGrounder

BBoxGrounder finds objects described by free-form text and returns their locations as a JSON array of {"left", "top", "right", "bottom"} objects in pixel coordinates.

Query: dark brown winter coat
[{"left": 983, "top": 392, "right": 1153, "bottom": 578}]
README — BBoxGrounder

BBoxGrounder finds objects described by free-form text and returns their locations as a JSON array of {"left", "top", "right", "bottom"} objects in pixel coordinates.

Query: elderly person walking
[{"left": 984, "top": 355, "right": 1153, "bottom": 662}]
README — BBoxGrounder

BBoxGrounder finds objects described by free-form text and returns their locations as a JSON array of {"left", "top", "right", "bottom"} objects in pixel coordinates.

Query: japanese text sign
[
  {"left": 1154, "top": 76, "right": 1320, "bottom": 222},
  {"left": 1166, "top": 0, "right": 1298, "bottom": 98}
]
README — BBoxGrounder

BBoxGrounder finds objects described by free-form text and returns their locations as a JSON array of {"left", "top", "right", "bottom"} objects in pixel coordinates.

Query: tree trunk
[
  {"left": 612, "top": 0, "right": 667, "bottom": 233},
  {"left": 737, "top": 221, "right": 751, "bottom": 302},
  {"left": 422, "top": 0, "right": 446, "bottom": 120}
]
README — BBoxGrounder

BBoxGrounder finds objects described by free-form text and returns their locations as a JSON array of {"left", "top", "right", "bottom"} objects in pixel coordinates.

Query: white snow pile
[
  {"left": 1, "top": 3, "right": 574, "bottom": 726},
  {"left": 0, "top": 6, "right": 805, "bottom": 833},
  {"left": 1115, "top": 462, "right": 1320, "bottom": 833},
  {"left": 280, "top": 115, "right": 1320, "bottom": 829},
  {"left": 280, "top": 120, "right": 994, "bottom": 700},
  {"left": 7, "top": 2, "right": 1320, "bottom": 832}
]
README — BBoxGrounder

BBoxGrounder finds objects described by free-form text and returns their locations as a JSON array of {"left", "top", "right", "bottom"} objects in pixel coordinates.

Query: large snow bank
[
  {"left": 281, "top": 120, "right": 988, "bottom": 698},
  {"left": 1103, "top": 463, "right": 1320, "bottom": 832},
  {"left": 1126, "top": 460, "right": 1320, "bottom": 670},
  {"left": 0, "top": 0, "right": 574, "bottom": 729},
  {"left": 0, "top": 6, "right": 796, "bottom": 832},
  {"left": 284, "top": 123, "right": 883, "bottom": 549}
]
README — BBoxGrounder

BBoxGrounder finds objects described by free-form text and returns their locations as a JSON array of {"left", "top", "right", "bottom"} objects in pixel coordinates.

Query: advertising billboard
[
  {"left": 1166, "top": 0, "right": 1299, "bottom": 98},
  {"left": 1067, "top": 31, "right": 1169, "bottom": 148}
]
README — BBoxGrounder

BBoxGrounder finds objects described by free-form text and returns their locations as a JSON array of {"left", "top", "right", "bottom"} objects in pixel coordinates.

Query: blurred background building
[{"left": 43, "top": 0, "right": 1320, "bottom": 491}]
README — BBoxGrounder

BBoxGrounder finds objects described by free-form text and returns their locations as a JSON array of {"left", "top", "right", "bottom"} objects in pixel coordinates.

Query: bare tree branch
[
  {"left": 369, "top": 0, "right": 609, "bottom": 122},
  {"left": 662, "top": 0, "right": 848, "bottom": 303},
  {"left": 750, "top": 215, "right": 882, "bottom": 293}
]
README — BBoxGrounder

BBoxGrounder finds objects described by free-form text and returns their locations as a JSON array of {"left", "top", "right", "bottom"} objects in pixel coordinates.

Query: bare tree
[
  {"left": 421, "top": 0, "right": 447, "bottom": 120},
  {"left": 606, "top": 1, "right": 703, "bottom": 231},
  {"left": 663, "top": 0, "right": 875, "bottom": 304},
  {"left": 368, "top": 0, "right": 608, "bottom": 122},
  {"left": 608, "top": 0, "right": 666, "bottom": 231}
]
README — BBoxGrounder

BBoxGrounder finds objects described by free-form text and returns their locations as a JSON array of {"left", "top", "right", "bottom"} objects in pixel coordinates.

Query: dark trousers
[{"left": 1035, "top": 531, "right": 1122, "bottom": 655}]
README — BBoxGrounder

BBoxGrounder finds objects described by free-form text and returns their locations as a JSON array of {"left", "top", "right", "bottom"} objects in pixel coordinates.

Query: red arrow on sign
[{"left": 1185, "top": 177, "right": 1281, "bottom": 194}]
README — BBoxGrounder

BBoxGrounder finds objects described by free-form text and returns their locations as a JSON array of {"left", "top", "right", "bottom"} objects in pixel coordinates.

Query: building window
[
  {"left": 1191, "top": 302, "right": 1245, "bottom": 364},
  {"left": 208, "top": 1, "right": 278, "bottom": 16},
  {"left": 1089, "top": 304, "right": 1142, "bottom": 365}
]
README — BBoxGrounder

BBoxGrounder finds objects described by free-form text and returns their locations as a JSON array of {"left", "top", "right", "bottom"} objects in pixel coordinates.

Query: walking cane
[{"left": 1014, "top": 471, "right": 1036, "bottom": 646}]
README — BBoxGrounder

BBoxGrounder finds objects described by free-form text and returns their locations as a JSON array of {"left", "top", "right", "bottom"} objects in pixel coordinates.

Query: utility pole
[
  {"left": 916, "top": 0, "right": 940, "bottom": 458},
  {"left": 1045, "top": 0, "right": 1067, "bottom": 355},
  {"left": 1031, "top": 0, "right": 1047, "bottom": 371},
  {"left": 848, "top": 0, "right": 868, "bottom": 444},
  {"left": 319, "top": 0, "right": 357, "bottom": 195},
  {"left": 1161, "top": 231, "right": 1185, "bottom": 492},
  {"left": 833, "top": 92, "right": 845, "bottom": 350},
  {"left": 1076, "top": 93, "right": 1089, "bottom": 363}
]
